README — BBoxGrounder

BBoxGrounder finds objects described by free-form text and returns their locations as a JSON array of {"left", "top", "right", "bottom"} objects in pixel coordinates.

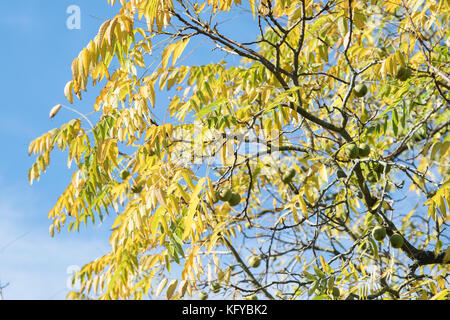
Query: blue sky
[
  {"left": 0, "top": 0, "right": 125, "bottom": 300},
  {"left": 0, "top": 0, "right": 257, "bottom": 300}
]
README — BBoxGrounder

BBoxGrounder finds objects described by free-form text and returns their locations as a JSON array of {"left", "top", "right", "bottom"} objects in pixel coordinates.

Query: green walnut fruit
[
  {"left": 227, "top": 192, "right": 241, "bottom": 207},
  {"left": 248, "top": 256, "right": 261, "bottom": 268},
  {"left": 120, "top": 169, "right": 130, "bottom": 180},
  {"left": 395, "top": 66, "right": 412, "bottom": 81},
  {"left": 345, "top": 143, "right": 360, "bottom": 159},
  {"left": 219, "top": 188, "right": 232, "bottom": 202},
  {"left": 245, "top": 222, "right": 251, "bottom": 229},
  {"left": 212, "top": 190, "right": 220, "bottom": 204},
  {"left": 199, "top": 292, "right": 208, "bottom": 300},
  {"left": 370, "top": 162, "right": 391, "bottom": 175},
  {"left": 390, "top": 233, "right": 404, "bottom": 248},
  {"left": 247, "top": 294, "right": 258, "bottom": 300},
  {"left": 332, "top": 287, "right": 340, "bottom": 298},
  {"left": 353, "top": 84, "right": 368, "bottom": 97},
  {"left": 372, "top": 226, "right": 387, "bottom": 241},
  {"left": 210, "top": 282, "right": 221, "bottom": 293},
  {"left": 282, "top": 168, "right": 296, "bottom": 183},
  {"left": 358, "top": 143, "right": 371, "bottom": 157},
  {"left": 337, "top": 169, "right": 347, "bottom": 179}
]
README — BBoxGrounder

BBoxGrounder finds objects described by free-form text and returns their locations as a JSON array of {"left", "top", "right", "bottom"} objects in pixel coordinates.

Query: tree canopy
[{"left": 29, "top": 0, "right": 449, "bottom": 300}]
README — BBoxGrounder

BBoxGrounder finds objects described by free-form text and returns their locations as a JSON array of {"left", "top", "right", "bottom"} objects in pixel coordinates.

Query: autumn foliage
[{"left": 29, "top": 0, "right": 449, "bottom": 300}]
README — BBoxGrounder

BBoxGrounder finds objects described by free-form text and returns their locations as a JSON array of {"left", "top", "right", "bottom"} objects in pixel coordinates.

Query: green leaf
[
  {"left": 166, "top": 279, "right": 178, "bottom": 299},
  {"left": 313, "top": 265, "right": 326, "bottom": 279},
  {"left": 308, "top": 280, "right": 319, "bottom": 297},
  {"left": 392, "top": 109, "right": 399, "bottom": 136},
  {"left": 368, "top": 238, "right": 379, "bottom": 259}
]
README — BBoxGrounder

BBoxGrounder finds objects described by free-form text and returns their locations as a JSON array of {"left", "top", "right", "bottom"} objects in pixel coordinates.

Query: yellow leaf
[
  {"left": 430, "top": 142, "right": 442, "bottom": 160},
  {"left": 353, "top": 10, "right": 366, "bottom": 29},
  {"left": 161, "top": 43, "right": 175, "bottom": 70},
  {"left": 385, "top": 55, "right": 395, "bottom": 76},
  {"left": 371, "top": 199, "right": 381, "bottom": 211},
  {"left": 292, "top": 205, "right": 299, "bottom": 224},
  {"left": 155, "top": 278, "right": 168, "bottom": 297},
  {"left": 181, "top": 170, "right": 195, "bottom": 191},
  {"left": 64, "top": 81, "right": 74, "bottom": 104},
  {"left": 107, "top": 18, "right": 118, "bottom": 46},
  {"left": 382, "top": 200, "right": 393, "bottom": 211},
  {"left": 82, "top": 48, "right": 90, "bottom": 76},
  {"left": 78, "top": 52, "right": 86, "bottom": 89},
  {"left": 337, "top": 15, "right": 347, "bottom": 36},
  {"left": 395, "top": 50, "right": 406, "bottom": 67},
  {"left": 182, "top": 178, "right": 205, "bottom": 240},
  {"left": 177, "top": 280, "right": 189, "bottom": 298},
  {"left": 249, "top": 0, "right": 256, "bottom": 18},
  {"left": 438, "top": 195, "right": 447, "bottom": 218},
  {"left": 207, "top": 232, "right": 222, "bottom": 254},
  {"left": 97, "top": 19, "right": 111, "bottom": 44},
  {"left": 319, "top": 256, "right": 329, "bottom": 273},
  {"left": 172, "top": 38, "right": 190, "bottom": 66},
  {"left": 319, "top": 163, "right": 328, "bottom": 183},
  {"left": 150, "top": 207, "right": 165, "bottom": 240},
  {"left": 147, "top": 81, "right": 155, "bottom": 107},
  {"left": 71, "top": 58, "right": 79, "bottom": 82},
  {"left": 428, "top": 201, "right": 437, "bottom": 221},
  {"left": 430, "top": 289, "right": 449, "bottom": 300},
  {"left": 28, "top": 140, "right": 35, "bottom": 156},
  {"left": 97, "top": 139, "right": 116, "bottom": 164},
  {"left": 49, "top": 104, "right": 62, "bottom": 119},
  {"left": 298, "top": 195, "right": 308, "bottom": 218}
]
